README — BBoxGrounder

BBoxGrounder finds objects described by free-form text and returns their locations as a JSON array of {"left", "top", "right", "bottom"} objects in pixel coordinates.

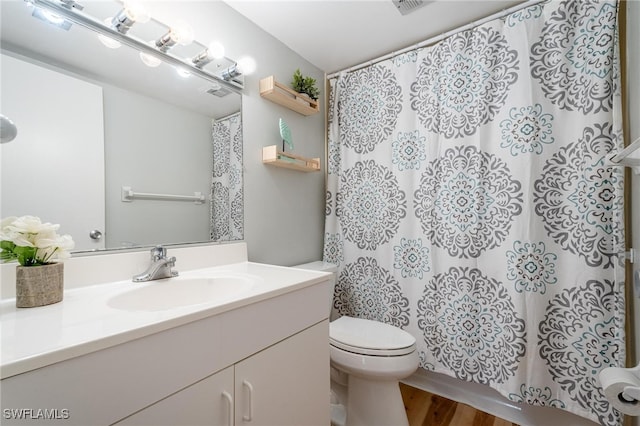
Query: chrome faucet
[{"left": 132, "top": 246, "right": 178, "bottom": 282}]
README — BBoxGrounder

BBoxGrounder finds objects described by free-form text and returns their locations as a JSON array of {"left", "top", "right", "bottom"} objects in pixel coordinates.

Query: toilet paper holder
[
  {"left": 621, "top": 386, "right": 640, "bottom": 404},
  {"left": 620, "top": 364, "right": 640, "bottom": 403},
  {"left": 600, "top": 363, "right": 640, "bottom": 415}
]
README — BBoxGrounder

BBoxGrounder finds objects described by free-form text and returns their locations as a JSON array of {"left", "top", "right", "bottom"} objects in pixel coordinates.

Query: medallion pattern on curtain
[
  {"left": 324, "top": 1, "right": 626, "bottom": 425},
  {"left": 210, "top": 112, "right": 244, "bottom": 241}
]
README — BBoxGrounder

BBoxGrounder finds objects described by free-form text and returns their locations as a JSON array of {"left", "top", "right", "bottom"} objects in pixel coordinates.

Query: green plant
[{"left": 291, "top": 69, "right": 319, "bottom": 101}]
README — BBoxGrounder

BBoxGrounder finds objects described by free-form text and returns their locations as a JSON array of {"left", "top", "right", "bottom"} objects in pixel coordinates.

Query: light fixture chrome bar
[
  {"left": 27, "top": 0, "right": 243, "bottom": 92},
  {"left": 59, "top": 0, "right": 82, "bottom": 10}
]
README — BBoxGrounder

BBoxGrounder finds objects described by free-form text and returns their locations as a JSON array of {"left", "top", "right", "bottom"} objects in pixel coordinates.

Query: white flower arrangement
[{"left": 0, "top": 216, "right": 75, "bottom": 266}]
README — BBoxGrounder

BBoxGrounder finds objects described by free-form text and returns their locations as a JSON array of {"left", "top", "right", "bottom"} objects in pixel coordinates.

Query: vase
[{"left": 16, "top": 263, "right": 64, "bottom": 308}]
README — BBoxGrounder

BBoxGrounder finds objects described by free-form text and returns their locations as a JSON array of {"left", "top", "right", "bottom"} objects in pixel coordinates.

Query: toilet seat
[{"left": 330, "top": 316, "right": 416, "bottom": 356}]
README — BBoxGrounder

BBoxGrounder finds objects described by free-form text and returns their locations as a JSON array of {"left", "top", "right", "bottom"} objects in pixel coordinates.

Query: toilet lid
[{"left": 330, "top": 316, "right": 416, "bottom": 356}]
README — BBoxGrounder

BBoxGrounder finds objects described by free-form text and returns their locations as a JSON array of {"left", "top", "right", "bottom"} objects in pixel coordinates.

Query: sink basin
[{"left": 108, "top": 275, "right": 255, "bottom": 311}]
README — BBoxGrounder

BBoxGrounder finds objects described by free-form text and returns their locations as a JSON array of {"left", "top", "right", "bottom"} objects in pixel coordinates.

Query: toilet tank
[{"left": 293, "top": 261, "right": 339, "bottom": 320}]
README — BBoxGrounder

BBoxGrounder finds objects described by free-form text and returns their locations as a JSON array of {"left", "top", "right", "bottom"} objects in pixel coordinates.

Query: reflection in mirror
[
  {"left": 0, "top": 114, "right": 18, "bottom": 143},
  {"left": 0, "top": 0, "right": 244, "bottom": 253}
]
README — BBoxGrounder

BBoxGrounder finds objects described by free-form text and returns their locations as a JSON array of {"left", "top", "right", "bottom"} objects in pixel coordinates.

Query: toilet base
[
  {"left": 345, "top": 375, "right": 409, "bottom": 426},
  {"left": 330, "top": 373, "right": 348, "bottom": 426}
]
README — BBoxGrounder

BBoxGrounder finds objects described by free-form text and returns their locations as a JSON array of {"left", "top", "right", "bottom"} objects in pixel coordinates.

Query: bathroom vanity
[{"left": 0, "top": 243, "right": 331, "bottom": 425}]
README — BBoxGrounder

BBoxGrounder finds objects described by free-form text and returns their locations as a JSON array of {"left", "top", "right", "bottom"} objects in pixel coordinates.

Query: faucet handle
[{"left": 150, "top": 245, "right": 167, "bottom": 261}]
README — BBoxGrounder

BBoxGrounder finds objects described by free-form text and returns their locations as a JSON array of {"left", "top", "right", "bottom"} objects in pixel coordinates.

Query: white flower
[
  {"left": 9, "top": 215, "right": 59, "bottom": 234},
  {"left": 0, "top": 216, "right": 74, "bottom": 266},
  {"left": 36, "top": 234, "right": 75, "bottom": 260},
  {"left": 0, "top": 216, "right": 17, "bottom": 229}
]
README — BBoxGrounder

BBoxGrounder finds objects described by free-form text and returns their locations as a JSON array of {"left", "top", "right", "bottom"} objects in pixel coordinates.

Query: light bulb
[
  {"left": 98, "top": 33, "right": 121, "bottom": 49},
  {"left": 155, "top": 20, "right": 194, "bottom": 52},
  {"left": 111, "top": 1, "right": 150, "bottom": 34},
  {"left": 140, "top": 52, "right": 161, "bottom": 67},
  {"left": 140, "top": 41, "right": 162, "bottom": 67},
  {"left": 207, "top": 41, "right": 225, "bottom": 59},
  {"left": 123, "top": 0, "right": 150, "bottom": 23},
  {"left": 176, "top": 68, "right": 191, "bottom": 78},
  {"left": 31, "top": 6, "right": 72, "bottom": 30},
  {"left": 41, "top": 10, "right": 65, "bottom": 25},
  {"left": 171, "top": 20, "right": 194, "bottom": 45},
  {"left": 236, "top": 56, "right": 256, "bottom": 75},
  {"left": 192, "top": 41, "right": 226, "bottom": 68},
  {"left": 98, "top": 18, "right": 121, "bottom": 48}
]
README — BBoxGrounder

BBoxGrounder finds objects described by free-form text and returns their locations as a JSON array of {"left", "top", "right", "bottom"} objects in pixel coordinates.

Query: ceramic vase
[{"left": 15, "top": 262, "right": 64, "bottom": 308}]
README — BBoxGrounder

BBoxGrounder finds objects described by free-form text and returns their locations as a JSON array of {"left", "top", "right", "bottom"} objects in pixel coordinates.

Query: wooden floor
[{"left": 400, "top": 383, "right": 519, "bottom": 426}]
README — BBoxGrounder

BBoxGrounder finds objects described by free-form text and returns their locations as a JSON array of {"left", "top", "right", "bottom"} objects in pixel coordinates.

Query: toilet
[{"left": 294, "top": 261, "right": 419, "bottom": 426}]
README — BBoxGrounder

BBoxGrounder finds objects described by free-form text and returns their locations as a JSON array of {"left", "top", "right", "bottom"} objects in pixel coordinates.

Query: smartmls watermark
[{"left": 3, "top": 408, "right": 70, "bottom": 421}]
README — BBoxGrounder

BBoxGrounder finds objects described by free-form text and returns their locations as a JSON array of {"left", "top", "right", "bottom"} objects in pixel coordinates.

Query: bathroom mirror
[{"left": 0, "top": 0, "right": 243, "bottom": 252}]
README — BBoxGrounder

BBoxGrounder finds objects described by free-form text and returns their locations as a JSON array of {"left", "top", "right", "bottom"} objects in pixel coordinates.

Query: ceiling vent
[
  {"left": 392, "top": 0, "right": 428, "bottom": 15},
  {"left": 205, "top": 86, "right": 233, "bottom": 97}
]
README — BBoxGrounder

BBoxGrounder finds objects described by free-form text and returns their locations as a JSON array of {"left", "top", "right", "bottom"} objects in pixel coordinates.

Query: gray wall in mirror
[
  {"left": 1, "top": 1, "right": 326, "bottom": 266},
  {"left": 103, "top": 84, "right": 216, "bottom": 249}
]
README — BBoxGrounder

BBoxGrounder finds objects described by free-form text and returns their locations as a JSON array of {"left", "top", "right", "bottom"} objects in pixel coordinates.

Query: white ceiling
[{"left": 226, "top": 0, "right": 526, "bottom": 74}]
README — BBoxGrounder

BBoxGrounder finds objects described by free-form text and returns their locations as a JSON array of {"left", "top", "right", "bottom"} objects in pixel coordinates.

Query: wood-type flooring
[{"left": 401, "top": 383, "right": 520, "bottom": 426}]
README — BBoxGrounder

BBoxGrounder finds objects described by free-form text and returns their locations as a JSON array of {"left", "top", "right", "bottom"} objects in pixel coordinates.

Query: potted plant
[
  {"left": 1, "top": 216, "right": 75, "bottom": 307},
  {"left": 291, "top": 69, "right": 319, "bottom": 101}
]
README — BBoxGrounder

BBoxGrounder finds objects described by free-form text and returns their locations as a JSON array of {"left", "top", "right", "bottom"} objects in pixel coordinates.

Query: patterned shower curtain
[
  {"left": 210, "top": 112, "right": 244, "bottom": 241},
  {"left": 324, "top": 1, "right": 626, "bottom": 425}
]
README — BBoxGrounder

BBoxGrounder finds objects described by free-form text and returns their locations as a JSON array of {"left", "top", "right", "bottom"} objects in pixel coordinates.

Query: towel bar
[{"left": 121, "top": 186, "right": 206, "bottom": 204}]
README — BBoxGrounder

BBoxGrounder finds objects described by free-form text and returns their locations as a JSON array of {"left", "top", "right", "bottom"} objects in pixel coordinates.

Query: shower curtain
[
  {"left": 324, "top": 1, "right": 626, "bottom": 425},
  {"left": 210, "top": 112, "right": 244, "bottom": 241}
]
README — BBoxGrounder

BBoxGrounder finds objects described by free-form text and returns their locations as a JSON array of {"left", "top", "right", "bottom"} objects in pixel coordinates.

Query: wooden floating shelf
[
  {"left": 259, "top": 76, "right": 320, "bottom": 116},
  {"left": 262, "top": 145, "right": 320, "bottom": 172}
]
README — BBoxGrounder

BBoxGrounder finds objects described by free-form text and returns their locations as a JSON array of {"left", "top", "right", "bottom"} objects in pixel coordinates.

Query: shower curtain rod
[
  {"left": 327, "top": 0, "right": 547, "bottom": 79},
  {"left": 215, "top": 111, "right": 242, "bottom": 122}
]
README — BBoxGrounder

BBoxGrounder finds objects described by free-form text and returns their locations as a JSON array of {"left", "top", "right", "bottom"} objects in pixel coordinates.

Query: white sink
[{"left": 108, "top": 274, "right": 255, "bottom": 311}]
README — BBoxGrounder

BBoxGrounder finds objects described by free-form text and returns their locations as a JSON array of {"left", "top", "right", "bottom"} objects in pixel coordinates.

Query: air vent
[
  {"left": 392, "top": 0, "right": 428, "bottom": 15},
  {"left": 205, "top": 86, "right": 233, "bottom": 97}
]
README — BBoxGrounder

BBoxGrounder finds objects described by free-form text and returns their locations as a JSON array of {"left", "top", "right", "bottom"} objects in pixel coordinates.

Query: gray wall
[{"left": 145, "top": 1, "right": 327, "bottom": 266}]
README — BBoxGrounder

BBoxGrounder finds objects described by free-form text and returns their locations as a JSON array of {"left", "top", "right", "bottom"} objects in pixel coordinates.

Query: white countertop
[{"left": 0, "top": 261, "right": 329, "bottom": 379}]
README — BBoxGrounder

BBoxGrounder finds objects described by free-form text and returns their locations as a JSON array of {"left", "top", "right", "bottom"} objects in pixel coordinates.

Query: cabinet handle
[
  {"left": 242, "top": 380, "right": 254, "bottom": 422},
  {"left": 222, "top": 391, "right": 233, "bottom": 426}
]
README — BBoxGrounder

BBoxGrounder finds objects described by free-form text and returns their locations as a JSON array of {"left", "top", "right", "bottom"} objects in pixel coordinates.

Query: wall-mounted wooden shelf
[
  {"left": 262, "top": 145, "right": 320, "bottom": 172},
  {"left": 259, "top": 76, "right": 320, "bottom": 116}
]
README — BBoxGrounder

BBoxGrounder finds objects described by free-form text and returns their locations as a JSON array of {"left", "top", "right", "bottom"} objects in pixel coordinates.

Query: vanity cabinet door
[
  {"left": 235, "top": 321, "right": 329, "bottom": 426},
  {"left": 114, "top": 366, "right": 234, "bottom": 426}
]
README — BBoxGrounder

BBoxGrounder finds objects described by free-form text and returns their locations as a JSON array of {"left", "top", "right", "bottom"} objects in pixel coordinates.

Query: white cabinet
[
  {"left": 235, "top": 320, "right": 328, "bottom": 425},
  {"left": 114, "top": 321, "right": 329, "bottom": 426},
  {"left": 116, "top": 367, "right": 234, "bottom": 426}
]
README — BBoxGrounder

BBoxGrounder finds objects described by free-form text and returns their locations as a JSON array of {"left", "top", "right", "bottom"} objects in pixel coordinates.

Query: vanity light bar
[{"left": 27, "top": 0, "right": 243, "bottom": 93}]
